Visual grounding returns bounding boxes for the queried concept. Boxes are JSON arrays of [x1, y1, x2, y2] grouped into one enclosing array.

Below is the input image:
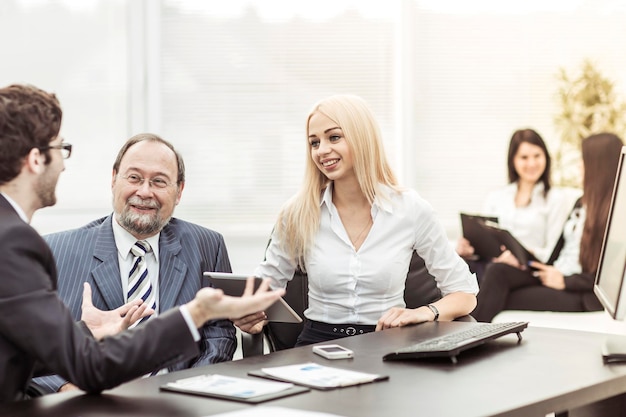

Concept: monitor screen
[[594, 146, 626, 320]]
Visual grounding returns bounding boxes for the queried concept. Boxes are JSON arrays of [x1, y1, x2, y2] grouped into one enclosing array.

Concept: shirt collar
[[0, 192, 29, 223], [531, 181, 545, 197], [320, 183, 334, 208], [319, 182, 393, 214], [373, 184, 394, 214], [111, 215, 160, 262], [511, 181, 545, 194]]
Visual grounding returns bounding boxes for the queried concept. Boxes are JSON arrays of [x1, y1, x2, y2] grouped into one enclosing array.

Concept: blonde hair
[[276, 94, 399, 264]]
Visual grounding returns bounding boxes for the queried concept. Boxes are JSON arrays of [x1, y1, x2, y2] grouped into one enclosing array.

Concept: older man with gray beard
[[31, 133, 236, 394]]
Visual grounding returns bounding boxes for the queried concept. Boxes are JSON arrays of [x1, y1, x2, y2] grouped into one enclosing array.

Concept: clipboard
[[481, 223, 537, 265], [460, 213, 536, 265], [460, 213, 501, 260]]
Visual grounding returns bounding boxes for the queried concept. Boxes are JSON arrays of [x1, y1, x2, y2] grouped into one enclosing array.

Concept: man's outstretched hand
[[187, 277, 283, 328], [80, 282, 154, 340]]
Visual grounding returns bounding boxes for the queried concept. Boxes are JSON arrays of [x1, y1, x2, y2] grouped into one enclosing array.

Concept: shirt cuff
[[179, 305, 201, 342]]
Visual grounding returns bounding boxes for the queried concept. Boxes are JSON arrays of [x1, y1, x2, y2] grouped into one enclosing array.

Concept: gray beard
[[116, 209, 170, 237]]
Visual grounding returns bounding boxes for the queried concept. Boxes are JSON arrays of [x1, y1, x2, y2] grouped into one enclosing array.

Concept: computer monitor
[[594, 146, 626, 319], [593, 146, 626, 362]]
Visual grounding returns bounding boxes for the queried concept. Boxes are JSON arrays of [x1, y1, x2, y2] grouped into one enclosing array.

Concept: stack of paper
[[161, 374, 308, 402], [250, 362, 388, 389]]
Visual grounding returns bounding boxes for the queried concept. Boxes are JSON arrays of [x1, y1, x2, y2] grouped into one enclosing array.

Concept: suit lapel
[[0, 194, 14, 211], [158, 225, 187, 312], [91, 216, 125, 309]]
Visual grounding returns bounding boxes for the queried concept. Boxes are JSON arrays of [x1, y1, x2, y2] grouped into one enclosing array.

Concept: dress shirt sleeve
[[254, 226, 298, 289], [179, 304, 201, 341], [482, 187, 504, 215], [412, 192, 479, 297]]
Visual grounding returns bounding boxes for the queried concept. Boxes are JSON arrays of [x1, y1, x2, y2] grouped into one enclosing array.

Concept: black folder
[[460, 213, 536, 265]]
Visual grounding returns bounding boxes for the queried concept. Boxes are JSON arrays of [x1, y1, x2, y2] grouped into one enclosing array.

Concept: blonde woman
[[236, 95, 478, 345]]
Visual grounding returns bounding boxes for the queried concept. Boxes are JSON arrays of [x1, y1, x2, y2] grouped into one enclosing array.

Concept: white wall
[[409, 0, 626, 239], [4, 0, 626, 272]]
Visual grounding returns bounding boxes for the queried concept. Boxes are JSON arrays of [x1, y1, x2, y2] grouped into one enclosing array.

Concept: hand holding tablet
[[203, 272, 302, 323]]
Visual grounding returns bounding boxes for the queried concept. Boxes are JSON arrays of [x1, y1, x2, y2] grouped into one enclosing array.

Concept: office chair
[[241, 251, 474, 357]]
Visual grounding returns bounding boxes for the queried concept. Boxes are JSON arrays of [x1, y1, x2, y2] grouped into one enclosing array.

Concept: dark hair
[[0, 84, 62, 185], [579, 133, 624, 273], [112, 133, 185, 185], [507, 129, 551, 196]]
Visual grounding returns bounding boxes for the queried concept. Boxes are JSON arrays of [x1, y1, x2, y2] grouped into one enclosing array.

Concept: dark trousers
[[295, 320, 376, 347], [472, 263, 587, 322], [466, 259, 488, 283]]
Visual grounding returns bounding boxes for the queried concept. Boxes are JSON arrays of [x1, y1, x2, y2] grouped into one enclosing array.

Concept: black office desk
[[5, 322, 626, 417]]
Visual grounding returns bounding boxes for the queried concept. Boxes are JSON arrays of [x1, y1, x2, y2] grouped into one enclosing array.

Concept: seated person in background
[[457, 128, 581, 280], [0, 83, 283, 403], [472, 133, 624, 322], [235, 94, 478, 346], [32, 133, 237, 394]]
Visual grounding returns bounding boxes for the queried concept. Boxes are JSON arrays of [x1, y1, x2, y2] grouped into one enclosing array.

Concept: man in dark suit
[[33, 133, 238, 393], [0, 83, 283, 403]]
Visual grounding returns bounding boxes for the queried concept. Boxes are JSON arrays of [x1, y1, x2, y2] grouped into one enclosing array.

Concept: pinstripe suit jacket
[[32, 214, 236, 393], [0, 196, 199, 403]]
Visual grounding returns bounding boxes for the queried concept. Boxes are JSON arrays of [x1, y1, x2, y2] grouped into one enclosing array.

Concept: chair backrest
[[264, 268, 308, 351], [264, 251, 443, 351]]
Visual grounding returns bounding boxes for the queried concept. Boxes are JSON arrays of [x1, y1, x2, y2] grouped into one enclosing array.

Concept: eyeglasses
[[40, 143, 72, 159], [119, 173, 176, 189]]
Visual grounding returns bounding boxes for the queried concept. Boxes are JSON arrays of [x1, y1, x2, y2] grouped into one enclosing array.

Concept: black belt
[[308, 320, 375, 336]]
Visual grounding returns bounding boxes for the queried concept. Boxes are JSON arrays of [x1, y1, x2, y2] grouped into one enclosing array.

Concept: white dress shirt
[[482, 183, 581, 263], [111, 218, 200, 342], [255, 184, 479, 325], [553, 205, 585, 275], [112, 219, 162, 312]]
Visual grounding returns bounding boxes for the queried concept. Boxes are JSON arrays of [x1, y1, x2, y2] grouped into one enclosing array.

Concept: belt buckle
[[346, 326, 356, 336]]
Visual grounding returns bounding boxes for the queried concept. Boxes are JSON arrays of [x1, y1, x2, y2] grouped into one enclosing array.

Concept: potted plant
[[553, 59, 626, 187]]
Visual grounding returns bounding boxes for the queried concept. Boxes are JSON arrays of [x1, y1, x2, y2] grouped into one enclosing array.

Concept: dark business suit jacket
[[33, 214, 236, 393], [0, 195, 199, 403]]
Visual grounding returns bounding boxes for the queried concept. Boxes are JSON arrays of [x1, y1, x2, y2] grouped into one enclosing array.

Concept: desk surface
[[5, 322, 626, 417]]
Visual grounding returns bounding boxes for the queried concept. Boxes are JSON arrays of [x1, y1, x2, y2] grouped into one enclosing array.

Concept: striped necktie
[[127, 240, 156, 327]]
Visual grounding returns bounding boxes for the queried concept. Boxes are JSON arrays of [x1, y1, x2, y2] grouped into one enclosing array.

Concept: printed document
[[258, 362, 386, 389], [163, 374, 293, 399]]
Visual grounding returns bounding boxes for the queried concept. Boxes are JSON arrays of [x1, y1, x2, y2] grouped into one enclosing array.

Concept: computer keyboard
[[383, 321, 528, 364]]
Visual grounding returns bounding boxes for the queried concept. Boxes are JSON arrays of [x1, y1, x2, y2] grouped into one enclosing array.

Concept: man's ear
[[25, 148, 45, 175], [175, 181, 185, 206], [111, 170, 118, 188]]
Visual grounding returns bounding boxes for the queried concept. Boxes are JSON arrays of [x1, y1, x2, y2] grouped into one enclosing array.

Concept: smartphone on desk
[[313, 344, 354, 360]]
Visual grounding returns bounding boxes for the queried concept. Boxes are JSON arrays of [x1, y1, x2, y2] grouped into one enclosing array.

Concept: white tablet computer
[[203, 272, 302, 323]]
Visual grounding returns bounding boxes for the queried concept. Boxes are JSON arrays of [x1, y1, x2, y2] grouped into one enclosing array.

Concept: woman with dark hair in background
[[472, 133, 624, 322], [457, 129, 581, 279]]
